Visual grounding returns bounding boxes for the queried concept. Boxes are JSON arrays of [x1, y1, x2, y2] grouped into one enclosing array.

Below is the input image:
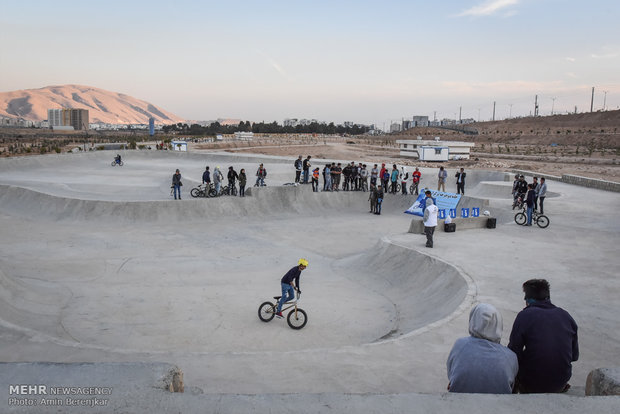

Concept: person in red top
[[311, 168, 319, 192], [412, 167, 422, 195]]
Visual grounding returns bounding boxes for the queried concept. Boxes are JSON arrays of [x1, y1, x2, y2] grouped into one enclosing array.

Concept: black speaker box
[[486, 218, 497, 229], [444, 223, 456, 232]]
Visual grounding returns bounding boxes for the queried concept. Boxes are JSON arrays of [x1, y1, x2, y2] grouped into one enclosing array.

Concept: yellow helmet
[[298, 258, 309, 267]]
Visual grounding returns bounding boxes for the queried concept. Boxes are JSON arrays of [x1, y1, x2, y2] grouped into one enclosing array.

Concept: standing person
[[400, 168, 409, 195], [412, 167, 421, 195], [455, 168, 466, 195], [302, 156, 311, 184], [355, 163, 363, 190], [379, 163, 387, 186], [381, 169, 390, 193], [538, 177, 548, 214], [202, 166, 211, 193], [255, 163, 267, 186], [294, 155, 303, 183], [532, 177, 539, 210], [342, 163, 352, 191], [423, 198, 438, 248], [324, 163, 332, 191], [276, 259, 308, 318], [508, 279, 579, 394], [360, 164, 368, 191], [512, 174, 520, 199], [227, 166, 239, 196], [370, 164, 379, 189], [447, 303, 518, 394], [311, 167, 319, 192], [525, 184, 535, 225], [213, 166, 224, 195], [374, 184, 384, 215], [172, 169, 182, 200], [238, 169, 247, 197], [369, 185, 377, 213], [438, 166, 448, 192], [390, 164, 399, 194], [333, 163, 342, 191]]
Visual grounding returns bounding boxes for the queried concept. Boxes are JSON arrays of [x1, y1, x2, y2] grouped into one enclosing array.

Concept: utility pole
[[603, 91, 608, 111], [492, 101, 496, 121], [477, 108, 481, 122], [551, 97, 556, 115], [509, 104, 513, 118], [433, 111, 437, 121], [459, 106, 462, 123], [590, 87, 595, 112], [534, 95, 539, 116]]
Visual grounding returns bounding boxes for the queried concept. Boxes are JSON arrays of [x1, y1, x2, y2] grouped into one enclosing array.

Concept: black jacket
[[508, 300, 579, 393]]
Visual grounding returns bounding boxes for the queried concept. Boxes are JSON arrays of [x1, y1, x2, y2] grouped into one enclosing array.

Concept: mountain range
[[0, 85, 185, 124]]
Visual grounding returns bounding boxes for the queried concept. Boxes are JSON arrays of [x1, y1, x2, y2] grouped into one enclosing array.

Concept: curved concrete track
[[0, 151, 619, 413]]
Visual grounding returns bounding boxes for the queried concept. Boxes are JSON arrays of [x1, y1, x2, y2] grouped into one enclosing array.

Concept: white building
[[396, 138, 475, 161], [233, 131, 254, 141], [171, 140, 188, 151]]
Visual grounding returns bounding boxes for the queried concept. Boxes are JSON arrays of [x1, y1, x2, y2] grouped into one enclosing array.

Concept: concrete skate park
[[0, 150, 618, 413]]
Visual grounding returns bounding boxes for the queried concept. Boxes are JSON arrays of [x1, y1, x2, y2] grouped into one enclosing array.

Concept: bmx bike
[[514, 207, 549, 228], [111, 160, 123, 166], [258, 292, 307, 330]]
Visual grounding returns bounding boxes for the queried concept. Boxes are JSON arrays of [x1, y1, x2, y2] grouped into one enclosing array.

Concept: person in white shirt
[[423, 198, 438, 248]]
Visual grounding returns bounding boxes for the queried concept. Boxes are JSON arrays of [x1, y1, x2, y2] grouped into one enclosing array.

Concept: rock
[[585, 368, 620, 396]]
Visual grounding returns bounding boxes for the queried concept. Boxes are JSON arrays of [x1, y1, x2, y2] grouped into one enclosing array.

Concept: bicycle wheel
[[536, 214, 550, 228], [111, 161, 116, 166], [208, 188, 217, 197], [287, 308, 307, 330], [119, 161, 124, 166], [190, 188, 200, 198], [258, 302, 276, 322], [396, 183, 401, 193], [514, 212, 527, 225]]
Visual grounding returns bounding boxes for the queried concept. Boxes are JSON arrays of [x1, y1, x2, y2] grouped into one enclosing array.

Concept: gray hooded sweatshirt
[[447, 303, 518, 394]]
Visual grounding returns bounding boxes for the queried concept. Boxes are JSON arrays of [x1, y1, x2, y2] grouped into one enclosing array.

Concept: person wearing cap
[[423, 197, 438, 248], [447, 303, 518, 394], [508, 279, 579, 393], [276, 259, 308, 318], [255, 163, 267, 186]]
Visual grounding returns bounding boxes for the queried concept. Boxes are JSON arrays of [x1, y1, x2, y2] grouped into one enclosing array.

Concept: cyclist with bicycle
[[276, 259, 308, 318], [227, 166, 239, 196]]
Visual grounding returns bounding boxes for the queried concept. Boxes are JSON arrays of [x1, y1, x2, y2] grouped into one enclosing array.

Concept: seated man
[[447, 303, 518, 394], [508, 279, 579, 393]]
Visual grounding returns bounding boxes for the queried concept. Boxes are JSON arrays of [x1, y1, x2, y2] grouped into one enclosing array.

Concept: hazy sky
[[1, 0, 619, 126]]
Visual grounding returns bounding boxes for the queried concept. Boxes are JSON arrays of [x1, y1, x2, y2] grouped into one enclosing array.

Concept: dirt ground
[[196, 140, 620, 183]]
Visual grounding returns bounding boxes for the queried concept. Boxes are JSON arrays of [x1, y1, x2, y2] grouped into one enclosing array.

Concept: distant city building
[[47, 108, 89, 130], [149, 117, 155, 136], [390, 123, 402, 133], [171, 140, 188, 151]]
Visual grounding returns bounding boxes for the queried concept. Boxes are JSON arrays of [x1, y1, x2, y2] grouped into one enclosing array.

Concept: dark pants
[[312, 178, 318, 192], [239, 185, 245, 197], [457, 182, 465, 194], [401, 183, 407, 194], [539, 196, 545, 214], [295, 170, 301, 183], [303, 169, 309, 183], [425, 226, 435, 247]]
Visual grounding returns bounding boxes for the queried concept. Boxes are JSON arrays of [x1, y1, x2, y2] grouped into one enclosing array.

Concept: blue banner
[[405, 189, 462, 217]]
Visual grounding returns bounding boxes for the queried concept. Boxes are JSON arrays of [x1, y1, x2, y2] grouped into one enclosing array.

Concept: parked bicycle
[[514, 207, 549, 228], [190, 183, 216, 198], [258, 292, 307, 330]]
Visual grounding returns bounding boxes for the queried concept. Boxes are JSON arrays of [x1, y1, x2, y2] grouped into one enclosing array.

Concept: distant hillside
[[0, 85, 185, 124], [397, 110, 620, 147]]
